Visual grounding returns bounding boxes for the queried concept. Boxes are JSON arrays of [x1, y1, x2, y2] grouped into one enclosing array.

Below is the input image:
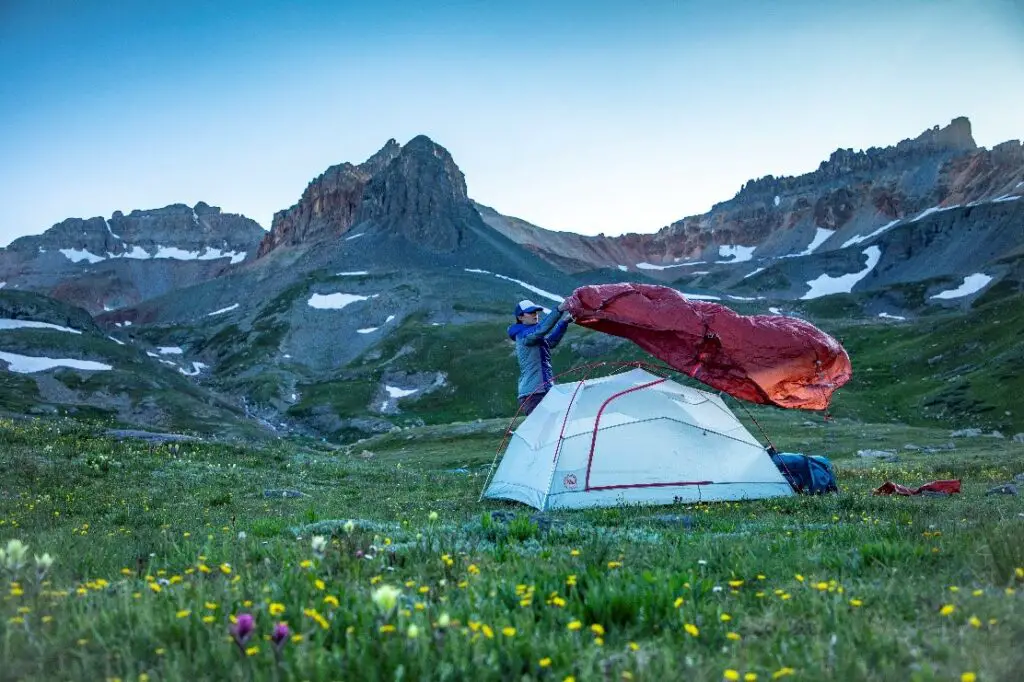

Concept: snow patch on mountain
[[0, 319, 81, 334], [801, 246, 881, 300], [0, 351, 111, 373], [842, 219, 901, 248], [207, 303, 240, 316], [929, 273, 993, 300], [464, 269, 564, 303], [716, 245, 756, 263], [308, 293, 377, 310]]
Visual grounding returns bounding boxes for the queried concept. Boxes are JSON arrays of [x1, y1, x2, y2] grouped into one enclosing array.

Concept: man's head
[[515, 299, 544, 324]]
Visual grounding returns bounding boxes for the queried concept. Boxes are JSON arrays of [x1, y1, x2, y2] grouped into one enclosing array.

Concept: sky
[[1, 0, 1022, 246]]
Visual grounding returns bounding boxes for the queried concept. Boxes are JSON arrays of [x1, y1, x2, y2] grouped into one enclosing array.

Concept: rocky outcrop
[[355, 136, 481, 252], [0, 203, 265, 313], [483, 117, 1023, 274], [256, 140, 401, 256]]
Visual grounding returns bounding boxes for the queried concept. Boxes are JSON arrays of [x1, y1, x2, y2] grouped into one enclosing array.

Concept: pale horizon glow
[[1, 0, 1022, 247]]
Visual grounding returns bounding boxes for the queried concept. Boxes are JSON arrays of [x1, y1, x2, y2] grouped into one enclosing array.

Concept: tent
[[482, 367, 795, 510]]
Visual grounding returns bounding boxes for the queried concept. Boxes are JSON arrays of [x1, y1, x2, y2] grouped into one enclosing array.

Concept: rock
[[988, 431, 1005, 439], [857, 449, 897, 458], [985, 484, 1018, 496], [263, 489, 308, 499], [105, 429, 200, 442], [903, 444, 921, 450], [950, 428, 983, 438], [648, 514, 696, 529], [1012, 433, 1024, 444], [358, 450, 375, 459]]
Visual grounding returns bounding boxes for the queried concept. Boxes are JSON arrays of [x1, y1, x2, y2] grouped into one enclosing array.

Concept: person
[[507, 299, 573, 415]]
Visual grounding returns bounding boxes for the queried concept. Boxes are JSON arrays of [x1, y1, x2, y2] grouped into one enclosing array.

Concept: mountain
[[0, 202, 265, 314], [2, 119, 1023, 441], [480, 117, 1023, 289]]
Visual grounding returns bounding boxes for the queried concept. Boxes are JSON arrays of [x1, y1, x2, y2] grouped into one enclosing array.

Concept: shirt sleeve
[[522, 308, 565, 346]]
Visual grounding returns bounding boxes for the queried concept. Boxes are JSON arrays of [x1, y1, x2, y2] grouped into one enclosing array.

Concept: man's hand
[[558, 301, 567, 312]]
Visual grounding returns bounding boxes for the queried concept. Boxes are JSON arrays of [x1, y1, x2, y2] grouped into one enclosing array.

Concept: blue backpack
[[770, 451, 838, 495]]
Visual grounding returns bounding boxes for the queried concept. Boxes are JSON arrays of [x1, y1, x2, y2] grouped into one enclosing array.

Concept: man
[[507, 299, 573, 415]]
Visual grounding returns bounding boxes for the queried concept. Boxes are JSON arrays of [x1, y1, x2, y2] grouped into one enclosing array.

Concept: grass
[[1, 415, 1022, 682]]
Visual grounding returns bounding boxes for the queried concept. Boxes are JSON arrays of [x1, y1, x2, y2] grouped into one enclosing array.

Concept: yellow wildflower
[[148, 583, 161, 593], [568, 620, 582, 631], [323, 595, 339, 607], [299, 560, 312, 569], [772, 668, 795, 679], [176, 610, 190, 618], [724, 671, 741, 681], [202, 615, 215, 624], [468, 564, 480, 575], [794, 574, 804, 582], [961, 674, 976, 682], [674, 597, 684, 608], [539, 657, 552, 667], [245, 646, 258, 656], [503, 626, 516, 637], [939, 604, 955, 616], [628, 642, 640, 651], [684, 623, 699, 637], [269, 603, 285, 616], [482, 624, 494, 639], [720, 613, 732, 622], [728, 580, 744, 588], [726, 632, 742, 641], [968, 616, 981, 628], [591, 623, 605, 636], [745, 674, 758, 682]]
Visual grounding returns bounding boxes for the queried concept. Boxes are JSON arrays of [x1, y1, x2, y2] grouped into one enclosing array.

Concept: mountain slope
[[0, 202, 265, 314]]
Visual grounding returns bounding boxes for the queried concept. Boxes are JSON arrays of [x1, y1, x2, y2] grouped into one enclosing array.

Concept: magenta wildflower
[[231, 613, 255, 652], [271, 622, 289, 647]]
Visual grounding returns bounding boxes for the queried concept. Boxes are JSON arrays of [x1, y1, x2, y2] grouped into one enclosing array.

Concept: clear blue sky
[[1, 0, 1021, 246]]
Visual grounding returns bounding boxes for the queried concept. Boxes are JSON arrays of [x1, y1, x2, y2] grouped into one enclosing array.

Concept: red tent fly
[[563, 283, 852, 410]]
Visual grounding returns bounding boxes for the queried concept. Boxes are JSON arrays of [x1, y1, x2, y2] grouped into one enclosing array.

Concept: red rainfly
[[563, 283, 853, 410], [873, 480, 962, 496]]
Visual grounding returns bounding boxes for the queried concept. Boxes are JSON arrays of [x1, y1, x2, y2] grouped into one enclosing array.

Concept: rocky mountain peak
[[256, 141, 407, 257], [354, 136, 473, 252]]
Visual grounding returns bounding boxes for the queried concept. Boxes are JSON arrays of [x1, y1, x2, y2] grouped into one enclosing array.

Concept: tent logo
[[563, 473, 578, 490]]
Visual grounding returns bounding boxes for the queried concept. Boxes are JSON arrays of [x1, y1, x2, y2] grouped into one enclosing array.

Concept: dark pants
[[517, 391, 547, 416]]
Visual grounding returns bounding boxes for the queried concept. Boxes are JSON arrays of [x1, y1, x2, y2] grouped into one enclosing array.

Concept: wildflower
[[539, 657, 552, 667], [724, 671, 741, 681], [315, 579, 326, 591], [849, 599, 863, 607], [407, 624, 420, 638], [939, 604, 955, 616], [303, 608, 330, 630], [720, 613, 732, 622], [198, 564, 211, 574], [372, 585, 401, 615], [271, 622, 289, 648], [684, 623, 699, 637], [269, 602, 285, 616], [570, 549, 580, 556], [148, 583, 161, 593], [219, 563, 231, 575], [155, 648, 166, 655], [311, 536, 327, 556], [343, 520, 355, 534], [961, 674, 976, 682], [794, 574, 804, 582], [481, 624, 494, 639], [245, 646, 259, 656], [1016, 567, 1024, 579], [728, 580, 744, 588], [230, 613, 256, 653], [745, 674, 758, 681], [968, 616, 981, 628], [237, 531, 246, 541], [607, 561, 623, 569], [628, 642, 640, 651], [324, 595, 339, 607], [120, 568, 132, 576], [468, 564, 480, 575], [299, 560, 312, 569], [428, 511, 439, 522], [772, 668, 795, 679], [726, 632, 742, 641], [503, 626, 517, 637], [291, 633, 304, 643], [176, 610, 191, 618], [34, 553, 55, 570], [202, 615, 216, 624], [674, 597, 684, 608], [814, 582, 829, 591], [568, 620, 582, 631], [972, 589, 984, 597], [566, 574, 577, 586], [205, 602, 218, 611]]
